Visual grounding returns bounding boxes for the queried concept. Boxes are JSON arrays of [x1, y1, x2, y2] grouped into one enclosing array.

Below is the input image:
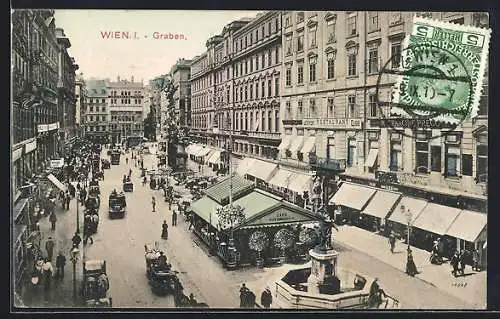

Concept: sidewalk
[[334, 225, 486, 309], [19, 195, 84, 308]]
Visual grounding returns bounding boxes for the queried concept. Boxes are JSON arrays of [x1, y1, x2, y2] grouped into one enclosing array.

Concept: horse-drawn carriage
[[123, 176, 134, 192], [108, 191, 126, 219], [101, 159, 111, 169], [88, 182, 100, 197], [144, 243, 181, 296], [85, 195, 100, 210], [83, 260, 112, 307]]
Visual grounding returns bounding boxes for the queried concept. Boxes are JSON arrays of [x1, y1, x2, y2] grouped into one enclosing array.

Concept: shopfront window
[[415, 133, 429, 174], [390, 134, 402, 171], [431, 146, 441, 172], [445, 145, 460, 177], [476, 137, 488, 183], [347, 139, 357, 167]]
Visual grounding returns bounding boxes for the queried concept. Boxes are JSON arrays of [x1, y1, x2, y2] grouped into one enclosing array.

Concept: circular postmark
[[375, 42, 474, 140]]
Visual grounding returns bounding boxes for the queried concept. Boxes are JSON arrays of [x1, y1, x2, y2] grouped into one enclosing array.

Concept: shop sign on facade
[[49, 158, 65, 168], [302, 118, 362, 130], [37, 124, 49, 133], [12, 146, 23, 162], [250, 208, 311, 226], [25, 139, 37, 154]]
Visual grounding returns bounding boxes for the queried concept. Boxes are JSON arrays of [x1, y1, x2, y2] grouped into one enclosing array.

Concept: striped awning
[[195, 147, 213, 158], [207, 150, 222, 165]]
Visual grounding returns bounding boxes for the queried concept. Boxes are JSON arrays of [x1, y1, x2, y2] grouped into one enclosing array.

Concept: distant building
[[85, 79, 109, 143], [170, 58, 192, 129], [108, 76, 145, 144], [74, 73, 87, 138]]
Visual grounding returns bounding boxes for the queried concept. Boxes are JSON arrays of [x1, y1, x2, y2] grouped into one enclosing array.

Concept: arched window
[[268, 110, 272, 132], [261, 110, 265, 131]]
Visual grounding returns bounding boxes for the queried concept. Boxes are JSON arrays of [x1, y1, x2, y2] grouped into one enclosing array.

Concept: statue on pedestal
[[312, 175, 338, 253]]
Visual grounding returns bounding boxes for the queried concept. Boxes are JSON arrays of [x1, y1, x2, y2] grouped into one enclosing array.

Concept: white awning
[[246, 159, 278, 181], [47, 173, 67, 192], [268, 169, 294, 189], [289, 136, 305, 153], [361, 190, 401, 219], [288, 172, 313, 194], [278, 136, 292, 150], [329, 182, 377, 211], [207, 150, 222, 165], [185, 144, 194, 154], [388, 196, 428, 225], [187, 144, 203, 155], [364, 148, 379, 168], [195, 147, 212, 158], [445, 210, 487, 243], [236, 157, 258, 176], [413, 203, 462, 235], [301, 137, 316, 154]]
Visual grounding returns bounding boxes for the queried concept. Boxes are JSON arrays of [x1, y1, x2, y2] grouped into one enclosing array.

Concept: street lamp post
[[76, 190, 80, 234], [402, 204, 415, 275], [71, 247, 80, 304]]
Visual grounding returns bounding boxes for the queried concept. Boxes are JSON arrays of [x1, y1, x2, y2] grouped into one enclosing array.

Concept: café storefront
[[189, 175, 322, 268]]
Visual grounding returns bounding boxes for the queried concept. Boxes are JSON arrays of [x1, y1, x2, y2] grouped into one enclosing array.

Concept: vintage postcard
[[11, 9, 489, 311]]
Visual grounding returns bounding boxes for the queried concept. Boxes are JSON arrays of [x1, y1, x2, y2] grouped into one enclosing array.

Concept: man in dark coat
[[72, 232, 82, 248], [459, 250, 466, 275], [45, 237, 55, 260], [55, 251, 66, 278], [49, 212, 57, 231], [172, 210, 177, 227], [239, 284, 248, 308], [450, 251, 460, 277], [260, 287, 272, 308]]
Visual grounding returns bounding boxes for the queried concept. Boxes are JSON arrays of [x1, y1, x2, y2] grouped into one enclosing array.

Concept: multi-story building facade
[[55, 27, 78, 145], [108, 76, 145, 144], [11, 9, 78, 290], [74, 73, 87, 138], [190, 12, 283, 160], [170, 58, 192, 129], [85, 79, 109, 143], [279, 11, 488, 203]]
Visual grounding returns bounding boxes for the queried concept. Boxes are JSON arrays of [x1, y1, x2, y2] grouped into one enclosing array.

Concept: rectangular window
[[285, 36, 292, 55], [390, 141, 402, 171], [268, 79, 272, 97], [286, 67, 292, 86], [309, 99, 316, 117], [261, 81, 265, 98], [476, 143, 488, 182], [309, 27, 317, 48], [297, 33, 304, 52], [368, 94, 377, 117], [245, 86, 248, 101], [275, 110, 280, 132], [275, 47, 280, 64], [245, 60, 248, 74], [327, 19, 336, 42], [268, 50, 272, 67], [261, 54, 265, 68], [309, 62, 316, 82], [297, 12, 304, 23], [368, 12, 379, 31], [390, 12, 402, 25], [297, 64, 304, 84], [368, 49, 379, 74], [285, 16, 290, 27], [249, 58, 253, 73], [391, 41, 402, 69], [348, 95, 356, 117], [348, 54, 357, 76], [478, 85, 488, 115], [297, 100, 303, 118], [327, 58, 335, 79], [347, 15, 357, 36], [249, 84, 253, 100], [275, 78, 280, 97], [327, 97, 334, 117], [415, 136, 429, 174], [462, 154, 473, 176], [445, 145, 460, 177], [268, 111, 272, 132]]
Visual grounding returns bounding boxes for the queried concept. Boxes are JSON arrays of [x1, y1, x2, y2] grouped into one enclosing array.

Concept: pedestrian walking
[[42, 258, 54, 291], [66, 193, 71, 210], [405, 249, 418, 276], [239, 283, 248, 308], [92, 213, 99, 233], [459, 250, 466, 275], [72, 232, 82, 248], [55, 251, 66, 279], [152, 197, 156, 212], [83, 216, 94, 245], [472, 249, 480, 271], [260, 287, 272, 308], [49, 212, 57, 231], [388, 233, 396, 254], [126, 157, 129, 165], [450, 251, 459, 277], [172, 210, 177, 226], [198, 164, 201, 173], [45, 237, 55, 261]]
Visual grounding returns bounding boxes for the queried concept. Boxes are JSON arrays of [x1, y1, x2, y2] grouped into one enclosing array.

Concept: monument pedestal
[[307, 248, 340, 295]]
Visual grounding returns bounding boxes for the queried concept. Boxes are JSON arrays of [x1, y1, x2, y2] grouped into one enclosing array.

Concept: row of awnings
[[331, 182, 487, 243], [235, 157, 313, 194], [185, 144, 222, 165], [278, 136, 316, 154]]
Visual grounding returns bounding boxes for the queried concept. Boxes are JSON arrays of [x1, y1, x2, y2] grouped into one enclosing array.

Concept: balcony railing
[[310, 157, 346, 173]]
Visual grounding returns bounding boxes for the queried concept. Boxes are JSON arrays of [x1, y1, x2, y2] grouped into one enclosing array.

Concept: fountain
[[273, 176, 399, 309]]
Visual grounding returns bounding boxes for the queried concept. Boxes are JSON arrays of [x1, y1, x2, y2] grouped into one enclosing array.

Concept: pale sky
[[53, 10, 264, 83]]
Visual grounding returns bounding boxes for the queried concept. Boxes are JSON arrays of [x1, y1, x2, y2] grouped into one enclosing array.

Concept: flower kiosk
[[189, 175, 322, 269]]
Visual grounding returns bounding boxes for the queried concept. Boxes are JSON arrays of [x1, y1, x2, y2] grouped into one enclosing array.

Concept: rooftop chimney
[[131, 76, 134, 82], [117, 75, 120, 82]]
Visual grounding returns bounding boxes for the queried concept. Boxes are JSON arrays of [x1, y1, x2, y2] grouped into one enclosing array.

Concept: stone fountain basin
[[275, 263, 377, 309]]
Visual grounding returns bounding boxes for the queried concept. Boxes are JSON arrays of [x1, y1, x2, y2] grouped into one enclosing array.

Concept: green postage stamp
[[391, 16, 491, 124]]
